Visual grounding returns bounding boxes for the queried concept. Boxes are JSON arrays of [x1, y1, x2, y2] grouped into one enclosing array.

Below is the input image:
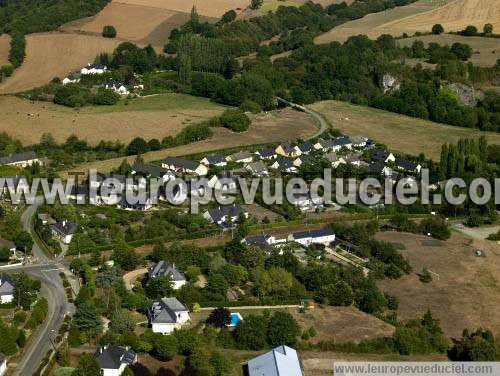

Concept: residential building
[[226, 151, 253, 164], [243, 234, 276, 252], [244, 345, 303, 376], [104, 78, 129, 95], [270, 158, 297, 173], [94, 344, 137, 376], [162, 157, 208, 176], [294, 141, 314, 155], [344, 152, 364, 166], [148, 261, 187, 290], [81, 63, 107, 75], [395, 159, 422, 174], [132, 162, 173, 181], [293, 155, 310, 167], [288, 192, 323, 211], [314, 138, 352, 152], [372, 150, 395, 163], [0, 274, 15, 304], [200, 155, 227, 167], [62, 72, 81, 85], [368, 162, 393, 177], [245, 161, 269, 177], [350, 136, 369, 148], [255, 148, 278, 160], [208, 172, 238, 192], [0, 152, 41, 167], [117, 197, 153, 211], [203, 204, 248, 227], [148, 297, 190, 335], [288, 228, 335, 246], [51, 220, 77, 244], [275, 143, 300, 158]]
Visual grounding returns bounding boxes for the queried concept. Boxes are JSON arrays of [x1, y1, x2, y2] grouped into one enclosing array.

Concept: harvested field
[[63, 2, 179, 42], [0, 33, 120, 94], [62, 107, 317, 175], [0, 94, 224, 145], [315, 0, 451, 43], [116, 0, 250, 18], [0, 34, 10, 66], [398, 34, 500, 67], [376, 231, 500, 338], [310, 100, 500, 159]]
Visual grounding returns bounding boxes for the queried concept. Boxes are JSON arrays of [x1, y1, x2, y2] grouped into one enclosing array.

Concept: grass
[[311, 100, 500, 160]]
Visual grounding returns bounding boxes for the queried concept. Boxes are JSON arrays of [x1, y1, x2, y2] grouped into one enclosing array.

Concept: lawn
[[311, 100, 500, 160]]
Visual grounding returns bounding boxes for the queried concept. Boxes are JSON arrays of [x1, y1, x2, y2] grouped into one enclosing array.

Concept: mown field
[[0, 93, 225, 145], [0, 34, 10, 66], [398, 34, 500, 67], [311, 100, 500, 160]]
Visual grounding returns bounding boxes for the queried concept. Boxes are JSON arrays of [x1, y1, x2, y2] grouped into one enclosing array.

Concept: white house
[[148, 261, 187, 290], [294, 141, 314, 155], [104, 78, 129, 95], [226, 151, 253, 164], [0, 152, 41, 168], [0, 274, 15, 304], [314, 137, 352, 153], [208, 172, 238, 192], [288, 193, 323, 212], [324, 152, 346, 168], [203, 204, 248, 227], [94, 345, 137, 376], [246, 161, 269, 177], [81, 63, 107, 75], [255, 149, 278, 160], [62, 73, 81, 85], [372, 150, 396, 164], [245, 345, 303, 376], [395, 159, 422, 174], [200, 155, 227, 167], [270, 158, 297, 173], [162, 157, 208, 176], [51, 220, 77, 244], [293, 155, 310, 168], [149, 297, 190, 335], [275, 143, 300, 158], [0, 354, 7, 376], [350, 136, 369, 148], [288, 228, 335, 246]]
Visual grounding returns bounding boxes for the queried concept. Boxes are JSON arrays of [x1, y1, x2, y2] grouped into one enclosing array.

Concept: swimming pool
[[229, 312, 243, 327]]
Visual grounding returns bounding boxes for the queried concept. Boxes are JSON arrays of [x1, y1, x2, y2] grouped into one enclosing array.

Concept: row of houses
[[244, 227, 336, 252], [63, 64, 133, 95]]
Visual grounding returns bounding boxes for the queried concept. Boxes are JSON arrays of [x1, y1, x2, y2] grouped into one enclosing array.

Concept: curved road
[[6, 198, 75, 376], [276, 97, 329, 140]]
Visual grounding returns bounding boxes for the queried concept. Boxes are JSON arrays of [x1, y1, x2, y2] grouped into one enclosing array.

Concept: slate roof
[[278, 143, 295, 154], [149, 297, 188, 324], [228, 151, 253, 162], [85, 63, 106, 70], [94, 345, 136, 370], [371, 150, 390, 162], [118, 197, 149, 210], [203, 155, 226, 165], [51, 221, 77, 236], [368, 161, 385, 173], [164, 157, 200, 171], [296, 141, 314, 153], [0, 151, 37, 165], [324, 152, 341, 162], [246, 161, 268, 174], [395, 159, 419, 171], [333, 137, 352, 146], [257, 149, 277, 158], [244, 234, 273, 251], [275, 158, 294, 169], [133, 162, 170, 177], [207, 204, 244, 223], [0, 274, 15, 296], [292, 228, 335, 240], [247, 345, 303, 376], [148, 261, 186, 281], [104, 78, 125, 89]]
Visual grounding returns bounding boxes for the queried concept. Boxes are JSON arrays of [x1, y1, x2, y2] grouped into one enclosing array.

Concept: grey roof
[[207, 204, 244, 223], [247, 161, 268, 174], [0, 151, 37, 165], [372, 150, 390, 162], [51, 221, 77, 236], [324, 152, 341, 162], [247, 345, 303, 376], [148, 261, 186, 281], [148, 297, 188, 324], [85, 63, 106, 70], [0, 274, 15, 296], [244, 234, 273, 251], [228, 151, 253, 161], [275, 158, 294, 169], [295, 155, 310, 164], [257, 149, 277, 158], [104, 78, 125, 89], [133, 162, 169, 177], [368, 161, 385, 173], [203, 155, 226, 164], [94, 345, 136, 370], [292, 228, 334, 240], [118, 197, 149, 210], [333, 137, 352, 146], [279, 143, 295, 154], [296, 141, 313, 153], [395, 159, 419, 171], [317, 139, 336, 149], [164, 157, 200, 171]]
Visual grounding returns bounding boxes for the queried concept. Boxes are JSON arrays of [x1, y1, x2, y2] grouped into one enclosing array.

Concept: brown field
[[0, 94, 224, 145], [240, 0, 353, 19], [115, 0, 250, 18], [62, 2, 179, 42], [398, 34, 500, 67], [310, 100, 500, 160], [377, 231, 500, 338], [315, 0, 452, 43], [62, 107, 317, 175], [0, 34, 10, 66], [0, 33, 120, 94]]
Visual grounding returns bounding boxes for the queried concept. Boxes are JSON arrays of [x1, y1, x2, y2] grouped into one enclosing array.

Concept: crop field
[[315, 0, 452, 43], [311, 100, 500, 160], [62, 107, 317, 176], [376, 231, 500, 338], [0, 94, 225, 145], [0, 34, 10, 66], [398, 34, 500, 67], [0, 33, 120, 94]]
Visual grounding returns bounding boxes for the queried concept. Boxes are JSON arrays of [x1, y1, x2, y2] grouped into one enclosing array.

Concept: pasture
[[376, 231, 500, 338], [0, 34, 10, 67], [311, 100, 500, 160], [0, 33, 120, 94], [0, 94, 224, 145]]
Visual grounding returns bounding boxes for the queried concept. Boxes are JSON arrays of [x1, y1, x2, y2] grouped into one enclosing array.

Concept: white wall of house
[[0, 294, 13, 304], [152, 322, 177, 335], [101, 364, 126, 376], [0, 359, 7, 376], [172, 279, 187, 290]]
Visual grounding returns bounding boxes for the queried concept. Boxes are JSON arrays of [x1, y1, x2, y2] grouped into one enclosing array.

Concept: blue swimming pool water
[[230, 312, 242, 326]]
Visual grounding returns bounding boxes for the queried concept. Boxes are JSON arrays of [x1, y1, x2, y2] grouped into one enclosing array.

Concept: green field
[[311, 100, 500, 160]]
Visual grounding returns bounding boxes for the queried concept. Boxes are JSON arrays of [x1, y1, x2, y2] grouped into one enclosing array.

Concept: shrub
[[431, 24, 444, 34], [92, 89, 120, 105], [219, 109, 250, 132], [239, 100, 262, 114], [102, 25, 117, 38]]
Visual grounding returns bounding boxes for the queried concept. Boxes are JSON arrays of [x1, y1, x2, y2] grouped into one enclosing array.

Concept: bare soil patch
[[0, 33, 120, 94], [0, 34, 10, 66], [376, 231, 500, 338]]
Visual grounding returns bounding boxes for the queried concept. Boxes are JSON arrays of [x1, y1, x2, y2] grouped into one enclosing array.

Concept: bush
[[461, 25, 478, 36], [102, 25, 117, 38], [219, 109, 250, 132], [239, 100, 262, 114], [126, 137, 150, 155], [419, 268, 432, 283], [92, 89, 120, 105], [431, 24, 444, 34]]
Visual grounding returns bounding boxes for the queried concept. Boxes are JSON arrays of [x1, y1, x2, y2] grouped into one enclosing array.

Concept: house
[[81, 63, 107, 75], [372, 150, 395, 163], [132, 162, 173, 181], [332, 136, 353, 151], [314, 139, 336, 152], [243, 234, 276, 252], [51, 220, 77, 244], [324, 152, 346, 168], [104, 78, 129, 95], [255, 149, 278, 160], [244, 345, 303, 376], [275, 143, 300, 158], [37, 213, 56, 226], [368, 162, 392, 177], [395, 159, 422, 174], [344, 152, 364, 166], [208, 172, 238, 192], [245, 161, 269, 177], [350, 136, 369, 148], [162, 157, 208, 176], [293, 155, 310, 168], [117, 197, 153, 211], [148, 261, 186, 290], [270, 158, 297, 173], [0, 151, 41, 168], [62, 72, 81, 85], [288, 228, 335, 246], [203, 204, 248, 227], [0, 274, 15, 304], [67, 185, 89, 202], [200, 155, 227, 167], [94, 173, 147, 192], [148, 297, 190, 335], [94, 344, 137, 376], [0, 354, 6, 376], [288, 192, 323, 211], [226, 151, 253, 164], [294, 141, 314, 155]]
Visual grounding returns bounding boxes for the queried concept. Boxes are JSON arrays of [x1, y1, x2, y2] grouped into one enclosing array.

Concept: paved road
[[276, 97, 329, 140], [11, 197, 75, 376]]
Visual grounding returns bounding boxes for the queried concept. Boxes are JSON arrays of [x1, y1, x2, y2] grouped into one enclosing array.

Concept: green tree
[[102, 25, 117, 38], [153, 334, 178, 360], [221, 10, 237, 23], [419, 268, 433, 283], [179, 54, 192, 84], [73, 302, 103, 338], [72, 353, 101, 376], [250, 0, 263, 9], [126, 137, 150, 156], [431, 24, 444, 34], [234, 314, 268, 350], [110, 308, 136, 334], [219, 109, 250, 132], [316, 281, 354, 306], [267, 311, 301, 347], [206, 307, 231, 328], [483, 23, 493, 35], [14, 231, 33, 254], [145, 276, 174, 299]]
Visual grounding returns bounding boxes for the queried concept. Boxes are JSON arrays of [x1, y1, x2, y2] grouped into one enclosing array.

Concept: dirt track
[[0, 33, 120, 94], [0, 34, 10, 66]]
